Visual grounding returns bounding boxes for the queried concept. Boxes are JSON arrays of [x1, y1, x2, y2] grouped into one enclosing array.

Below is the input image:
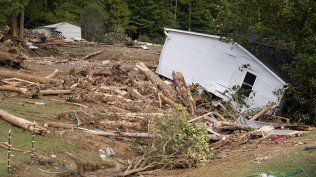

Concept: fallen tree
[[136, 62, 177, 100], [80, 128, 152, 138], [0, 109, 47, 134], [119, 106, 211, 176], [0, 85, 27, 94], [172, 72, 196, 115], [0, 69, 60, 84]]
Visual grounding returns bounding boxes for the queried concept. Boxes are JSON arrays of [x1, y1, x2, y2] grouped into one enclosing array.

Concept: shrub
[[99, 28, 128, 44], [149, 105, 211, 168]]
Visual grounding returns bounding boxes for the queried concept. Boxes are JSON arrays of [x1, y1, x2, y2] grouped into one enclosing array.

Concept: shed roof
[[164, 28, 288, 85], [42, 22, 79, 29]]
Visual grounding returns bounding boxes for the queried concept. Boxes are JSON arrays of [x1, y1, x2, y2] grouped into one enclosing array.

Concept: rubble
[[0, 29, 312, 176]]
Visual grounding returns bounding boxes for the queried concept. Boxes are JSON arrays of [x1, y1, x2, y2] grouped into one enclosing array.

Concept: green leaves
[[151, 105, 211, 168]]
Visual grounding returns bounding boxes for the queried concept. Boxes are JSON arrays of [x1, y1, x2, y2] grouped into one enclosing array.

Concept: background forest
[[0, 0, 315, 124]]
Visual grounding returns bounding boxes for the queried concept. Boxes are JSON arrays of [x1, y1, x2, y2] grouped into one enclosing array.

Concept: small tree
[[121, 106, 211, 176]]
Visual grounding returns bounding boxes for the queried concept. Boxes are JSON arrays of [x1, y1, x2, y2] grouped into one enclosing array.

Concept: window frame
[[240, 72, 257, 97]]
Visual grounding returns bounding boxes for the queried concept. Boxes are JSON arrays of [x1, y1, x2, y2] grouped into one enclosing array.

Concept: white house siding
[[157, 29, 286, 109], [55, 23, 81, 39], [34, 22, 82, 40]]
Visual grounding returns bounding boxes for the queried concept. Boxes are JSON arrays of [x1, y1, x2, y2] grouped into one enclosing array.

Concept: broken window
[[241, 72, 256, 97]]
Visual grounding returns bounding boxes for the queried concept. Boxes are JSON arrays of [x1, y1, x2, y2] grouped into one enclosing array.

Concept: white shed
[[34, 22, 82, 40], [157, 28, 288, 110]]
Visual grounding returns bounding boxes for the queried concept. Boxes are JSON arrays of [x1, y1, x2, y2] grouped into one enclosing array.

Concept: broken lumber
[[0, 85, 27, 94], [250, 102, 276, 120], [136, 62, 177, 100], [80, 128, 152, 138], [172, 72, 196, 115], [0, 69, 59, 84], [0, 109, 47, 134]]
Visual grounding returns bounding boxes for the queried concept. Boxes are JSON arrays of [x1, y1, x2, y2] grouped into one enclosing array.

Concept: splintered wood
[[136, 62, 177, 100], [172, 72, 196, 115]]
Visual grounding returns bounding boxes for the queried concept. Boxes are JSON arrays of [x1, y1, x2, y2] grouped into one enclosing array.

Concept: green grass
[[0, 121, 75, 176], [179, 130, 316, 177], [0, 96, 104, 176], [0, 97, 77, 122], [245, 148, 316, 177]]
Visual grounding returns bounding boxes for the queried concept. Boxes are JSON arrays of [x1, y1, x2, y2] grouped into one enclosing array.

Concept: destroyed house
[[34, 22, 82, 40], [157, 28, 288, 110]]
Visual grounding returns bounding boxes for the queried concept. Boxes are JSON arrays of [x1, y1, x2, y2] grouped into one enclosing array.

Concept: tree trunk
[[188, 0, 192, 31], [81, 128, 152, 138], [136, 62, 177, 100], [0, 85, 27, 94], [11, 13, 18, 37], [158, 92, 177, 107], [172, 72, 196, 115], [19, 7, 25, 38], [0, 109, 47, 134], [0, 69, 60, 84], [174, 0, 178, 22]]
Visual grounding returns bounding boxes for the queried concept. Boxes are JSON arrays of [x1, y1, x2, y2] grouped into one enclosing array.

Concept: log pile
[[0, 47, 311, 177]]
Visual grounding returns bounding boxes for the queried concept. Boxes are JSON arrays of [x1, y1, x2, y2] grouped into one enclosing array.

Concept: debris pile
[[0, 30, 313, 176]]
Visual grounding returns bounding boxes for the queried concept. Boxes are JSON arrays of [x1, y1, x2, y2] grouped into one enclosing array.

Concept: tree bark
[[0, 109, 47, 134], [158, 92, 177, 107], [19, 7, 25, 38], [172, 72, 196, 115], [188, 0, 192, 31], [0, 69, 60, 84], [0, 85, 27, 94], [11, 13, 18, 37], [136, 62, 177, 100], [81, 128, 152, 138]]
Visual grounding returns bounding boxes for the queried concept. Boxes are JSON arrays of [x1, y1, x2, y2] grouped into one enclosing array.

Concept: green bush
[[99, 28, 128, 44], [150, 105, 211, 168]]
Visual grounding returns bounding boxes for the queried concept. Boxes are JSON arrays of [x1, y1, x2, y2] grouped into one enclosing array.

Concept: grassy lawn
[[245, 147, 316, 177], [0, 96, 103, 177], [178, 130, 316, 177]]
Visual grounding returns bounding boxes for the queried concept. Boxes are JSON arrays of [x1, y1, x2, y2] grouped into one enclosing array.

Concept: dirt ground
[[0, 40, 315, 177]]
